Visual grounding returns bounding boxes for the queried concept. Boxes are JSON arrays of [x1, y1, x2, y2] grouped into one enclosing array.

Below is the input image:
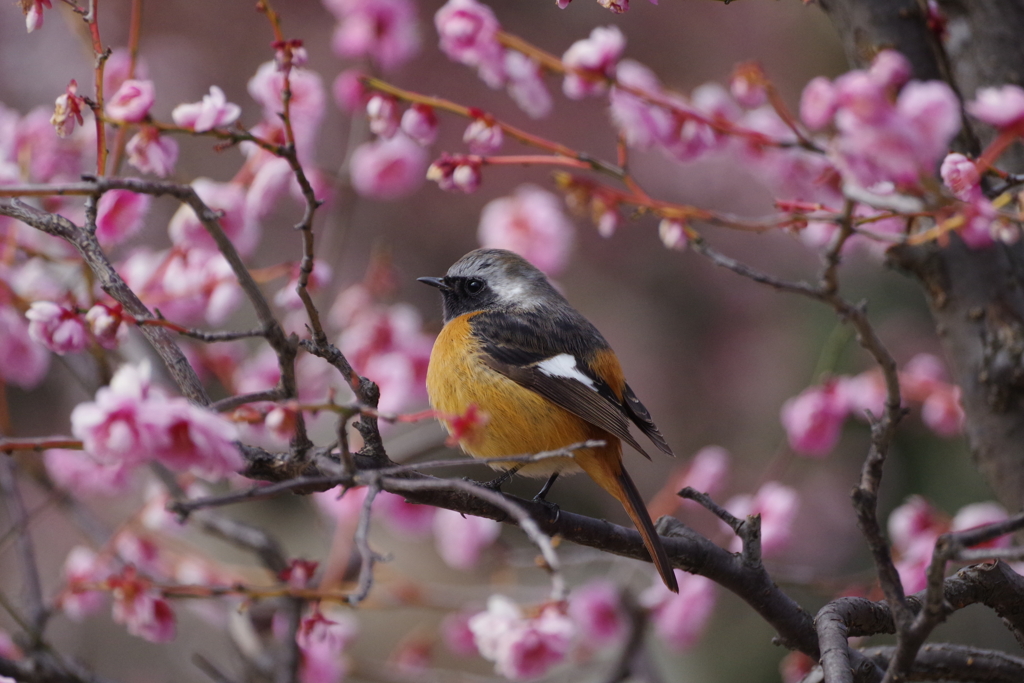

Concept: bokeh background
[[0, 1, 1012, 682]]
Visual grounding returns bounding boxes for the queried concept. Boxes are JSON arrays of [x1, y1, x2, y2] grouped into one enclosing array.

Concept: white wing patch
[[536, 353, 597, 391]]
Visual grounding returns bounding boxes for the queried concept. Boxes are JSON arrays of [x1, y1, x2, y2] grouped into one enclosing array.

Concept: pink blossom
[[676, 445, 730, 502], [567, 580, 626, 647], [103, 48, 148, 98], [433, 507, 501, 570], [126, 127, 178, 177], [400, 104, 439, 146], [799, 76, 838, 130], [24, 0, 52, 32], [940, 152, 982, 201], [477, 184, 574, 276], [273, 260, 333, 310], [330, 0, 421, 72], [247, 62, 325, 152], [452, 161, 482, 192], [120, 247, 241, 325], [729, 66, 768, 109], [640, 571, 716, 650], [441, 612, 479, 656], [888, 496, 943, 554], [114, 533, 164, 576], [562, 25, 625, 100], [0, 305, 50, 389], [835, 371, 886, 418], [110, 567, 176, 643], [51, 80, 85, 138], [967, 85, 1024, 129], [296, 610, 357, 683], [332, 69, 369, 113], [504, 51, 552, 119], [902, 353, 947, 394], [463, 117, 503, 154], [610, 59, 673, 149], [171, 86, 241, 132], [59, 546, 111, 621], [921, 386, 964, 436], [96, 189, 151, 246], [350, 134, 428, 200], [951, 501, 1010, 548], [780, 381, 848, 456], [70, 363, 158, 467], [434, 0, 506, 88], [148, 399, 242, 478], [105, 79, 155, 123], [658, 218, 688, 250], [45, 448, 134, 497], [724, 482, 799, 556], [366, 94, 400, 138], [26, 300, 88, 354], [375, 490, 436, 535], [596, 206, 620, 237], [869, 50, 913, 90], [279, 559, 319, 589], [168, 178, 259, 257], [13, 106, 93, 184], [469, 597, 575, 680], [662, 84, 738, 162]]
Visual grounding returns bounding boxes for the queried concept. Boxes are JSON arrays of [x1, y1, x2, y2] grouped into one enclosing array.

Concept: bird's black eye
[[465, 278, 484, 295]]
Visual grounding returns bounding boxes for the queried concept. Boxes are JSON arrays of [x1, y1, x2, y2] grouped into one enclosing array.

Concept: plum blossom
[[0, 305, 50, 389], [329, 0, 421, 72], [610, 60, 673, 149], [478, 184, 575, 276], [567, 580, 627, 647], [126, 127, 178, 177], [725, 482, 800, 556], [332, 69, 369, 113], [103, 48, 149, 98], [148, 400, 241, 478], [26, 301, 88, 354], [376, 491, 436, 535], [71, 363, 159, 467], [58, 546, 112, 621], [366, 94, 400, 138], [51, 80, 85, 138], [562, 26, 625, 100], [433, 507, 501, 570], [109, 566, 176, 643], [504, 51, 552, 119], [171, 86, 241, 132], [921, 386, 965, 436], [967, 85, 1024, 130], [640, 570, 716, 650], [350, 134, 428, 200], [940, 152, 982, 201], [799, 76, 838, 130], [780, 381, 847, 456], [469, 596, 575, 680], [120, 246, 242, 325], [247, 62, 325, 154], [106, 80, 155, 123], [96, 189, 151, 246], [279, 559, 319, 589], [463, 116, 503, 154], [296, 609, 358, 683], [673, 445, 730, 507], [400, 104, 439, 146], [658, 218, 688, 250], [168, 178, 259, 257], [85, 302, 126, 349], [45, 448, 134, 497], [434, 0, 506, 88]]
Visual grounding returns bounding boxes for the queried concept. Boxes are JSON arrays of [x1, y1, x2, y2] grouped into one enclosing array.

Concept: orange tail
[[579, 446, 679, 593]]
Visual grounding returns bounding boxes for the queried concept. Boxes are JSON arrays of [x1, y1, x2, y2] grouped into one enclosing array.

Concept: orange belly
[[425, 313, 603, 476]]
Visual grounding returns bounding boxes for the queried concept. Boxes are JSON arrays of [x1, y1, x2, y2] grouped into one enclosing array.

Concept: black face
[[419, 274, 500, 322]]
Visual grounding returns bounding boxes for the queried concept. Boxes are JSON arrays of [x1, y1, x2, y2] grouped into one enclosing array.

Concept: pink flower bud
[[106, 79, 156, 123], [940, 152, 981, 201], [868, 50, 912, 90], [463, 116, 503, 154], [85, 303, 125, 349], [567, 580, 627, 647], [400, 104, 439, 146], [452, 162, 482, 193], [562, 25, 625, 99], [435, 0, 506, 88], [126, 127, 178, 177], [799, 76, 838, 130], [658, 218, 688, 250], [51, 80, 85, 138], [367, 94, 400, 138], [332, 69, 369, 113], [24, 0, 52, 32], [780, 381, 847, 456]]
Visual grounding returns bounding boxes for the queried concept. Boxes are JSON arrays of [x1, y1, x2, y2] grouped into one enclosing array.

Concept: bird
[[419, 248, 679, 592]]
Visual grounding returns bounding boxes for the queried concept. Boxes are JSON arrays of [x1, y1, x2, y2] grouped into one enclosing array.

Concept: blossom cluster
[[780, 353, 964, 457]]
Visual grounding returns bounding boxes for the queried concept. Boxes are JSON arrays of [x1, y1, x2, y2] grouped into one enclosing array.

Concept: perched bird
[[419, 248, 678, 592]]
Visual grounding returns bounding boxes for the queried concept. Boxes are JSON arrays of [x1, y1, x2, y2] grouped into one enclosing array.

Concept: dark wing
[[470, 309, 652, 459], [622, 383, 675, 457]]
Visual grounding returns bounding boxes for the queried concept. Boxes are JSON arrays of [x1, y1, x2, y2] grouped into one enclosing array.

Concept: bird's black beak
[[417, 276, 451, 291]]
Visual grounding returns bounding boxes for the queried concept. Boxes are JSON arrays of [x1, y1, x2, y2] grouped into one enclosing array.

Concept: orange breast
[[425, 312, 606, 476]]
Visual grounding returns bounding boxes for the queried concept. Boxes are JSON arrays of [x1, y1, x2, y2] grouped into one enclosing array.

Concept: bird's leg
[[481, 465, 520, 491], [532, 473, 560, 522]]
